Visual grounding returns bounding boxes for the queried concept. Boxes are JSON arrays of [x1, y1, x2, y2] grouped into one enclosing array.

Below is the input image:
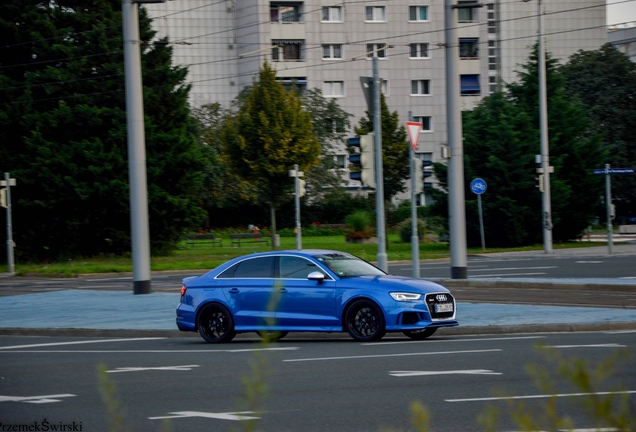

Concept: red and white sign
[[406, 121, 422, 152]]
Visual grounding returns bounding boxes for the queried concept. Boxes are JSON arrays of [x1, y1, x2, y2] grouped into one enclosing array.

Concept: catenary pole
[[445, 0, 468, 279], [373, 57, 388, 272], [123, 0, 152, 294]]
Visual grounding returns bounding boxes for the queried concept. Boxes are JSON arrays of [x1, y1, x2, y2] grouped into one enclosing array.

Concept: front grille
[[425, 292, 455, 320]]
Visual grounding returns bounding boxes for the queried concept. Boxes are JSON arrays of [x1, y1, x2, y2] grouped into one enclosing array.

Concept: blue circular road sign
[[470, 178, 487, 195]]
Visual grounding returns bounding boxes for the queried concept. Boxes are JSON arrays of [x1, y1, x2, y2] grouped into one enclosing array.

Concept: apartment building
[[145, 0, 606, 204]]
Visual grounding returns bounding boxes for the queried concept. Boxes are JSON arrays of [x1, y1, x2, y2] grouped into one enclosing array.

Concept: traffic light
[[414, 159, 433, 193], [0, 188, 5, 208], [348, 133, 376, 188], [535, 174, 544, 193], [298, 179, 306, 197]]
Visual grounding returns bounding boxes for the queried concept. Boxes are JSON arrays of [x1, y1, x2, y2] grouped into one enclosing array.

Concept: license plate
[[435, 303, 453, 313]]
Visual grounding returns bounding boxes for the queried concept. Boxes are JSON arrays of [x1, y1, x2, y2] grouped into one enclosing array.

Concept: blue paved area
[[1, 290, 635, 331]]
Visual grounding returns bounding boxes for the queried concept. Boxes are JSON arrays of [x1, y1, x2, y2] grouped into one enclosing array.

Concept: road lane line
[[546, 344, 626, 349], [0, 348, 300, 353], [283, 349, 501, 362], [470, 272, 546, 277], [469, 266, 557, 272], [363, 336, 544, 346], [0, 337, 165, 350], [446, 390, 636, 403], [390, 369, 501, 377]]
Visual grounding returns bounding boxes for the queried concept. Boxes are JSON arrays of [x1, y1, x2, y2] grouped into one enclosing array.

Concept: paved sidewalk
[[0, 289, 635, 338]]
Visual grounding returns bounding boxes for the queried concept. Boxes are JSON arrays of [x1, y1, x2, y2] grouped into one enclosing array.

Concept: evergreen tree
[[561, 44, 636, 221], [0, 0, 207, 260], [221, 61, 320, 246]]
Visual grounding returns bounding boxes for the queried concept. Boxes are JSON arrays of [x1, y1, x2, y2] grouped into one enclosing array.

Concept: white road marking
[[606, 329, 636, 334], [283, 349, 501, 362], [575, 261, 603, 264], [471, 272, 547, 278], [619, 276, 636, 279], [85, 277, 133, 281], [0, 347, 300, 353], [0, 337, 165, 350], [149, 411, 259, 421], [469, 266, 557, 272], [546, 344, 626, 349], [107, 365, 200, 373], [363, 336, 544, 346], [390, 369, 501, 377], [0, 394, 76, 404], [446, 390, 636, 403]]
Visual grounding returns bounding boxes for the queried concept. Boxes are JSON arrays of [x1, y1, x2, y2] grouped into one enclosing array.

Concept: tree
[[560, 44, 636, 222], [508, 46, 605, 242], [431, 47, 604, 247], [0, 0, 207, 260], [220, 62, 320, 246], [354, 94, 410, 202]]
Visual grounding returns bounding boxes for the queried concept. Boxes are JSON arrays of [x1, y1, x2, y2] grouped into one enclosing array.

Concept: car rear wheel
[[345, 300, 386, 342], [256, 330, 289, 342], [403, 327, 437, 340], [197, 304, 236, 343]]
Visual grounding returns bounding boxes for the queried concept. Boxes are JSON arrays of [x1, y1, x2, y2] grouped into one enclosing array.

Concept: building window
[[411, 80, 430, 95], [272, 41, 303, 61], [334, 154, 347, 168], [277, 77, 307, 95], [410, 43, 429, 58], [323, 44, 342, 59], [488, 21, 496, 33], [365, 6, 386, 22], [323, 81, 345, 97], [457, 1, 475, 22], [459, 38, 478, 59], [381, 79, 389, 95], [270, 3, 302, 23], [367, 43, 387, 58], [327, 118, 346, 133], [413, 116, 432, 131], [322, 6, 342, 22], [460, 74, 480, 95], [409, 6, 428, 21]]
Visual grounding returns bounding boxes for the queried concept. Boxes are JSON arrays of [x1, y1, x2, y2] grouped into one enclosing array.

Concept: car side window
[[219, 257, 274, 279], [279, 256, 320, 279]]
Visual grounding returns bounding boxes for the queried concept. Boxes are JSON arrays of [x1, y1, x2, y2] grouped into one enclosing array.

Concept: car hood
[[341, 275, 450, 293]]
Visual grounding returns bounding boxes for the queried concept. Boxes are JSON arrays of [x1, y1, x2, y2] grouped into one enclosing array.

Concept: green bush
[[398, 218, 428, 243]]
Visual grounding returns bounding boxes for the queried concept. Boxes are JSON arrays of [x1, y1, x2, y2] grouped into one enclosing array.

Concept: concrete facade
[[145, 0, 607, 203]]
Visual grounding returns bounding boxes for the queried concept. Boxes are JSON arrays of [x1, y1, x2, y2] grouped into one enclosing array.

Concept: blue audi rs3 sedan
[[176, 250, 458, 343]]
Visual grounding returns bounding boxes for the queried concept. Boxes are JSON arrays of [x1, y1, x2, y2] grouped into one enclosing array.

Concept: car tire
[[197, 303, 236, 343], [256, 330, 289, 342], [403, 327, 437, 340], [345, 299, 386, 342]]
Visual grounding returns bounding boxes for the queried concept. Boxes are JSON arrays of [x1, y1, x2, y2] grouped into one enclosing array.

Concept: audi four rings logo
[[436, 294, 448, 302]]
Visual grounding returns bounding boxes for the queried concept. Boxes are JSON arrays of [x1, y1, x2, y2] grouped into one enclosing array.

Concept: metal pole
[[123, 0, 152, 294], [408, 112, 420, 278], [4, 173, 14, 276], [606, 163, 613, 255], [373, 57, 388, 272], [294, 164, 301, 251], [477, 194, 485, 251], [538, 0, 553, 253], [445, 0, 468, 279]]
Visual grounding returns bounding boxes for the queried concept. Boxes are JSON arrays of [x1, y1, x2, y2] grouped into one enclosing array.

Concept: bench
[[230, 233, 269, 247], [185, 234, 222, 248]]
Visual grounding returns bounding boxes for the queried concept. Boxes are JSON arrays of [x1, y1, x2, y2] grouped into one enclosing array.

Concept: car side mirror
[[308, 271, 325, 284]]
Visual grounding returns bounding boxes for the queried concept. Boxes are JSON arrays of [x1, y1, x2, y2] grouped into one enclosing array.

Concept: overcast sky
[[607, 0, 636, 25]]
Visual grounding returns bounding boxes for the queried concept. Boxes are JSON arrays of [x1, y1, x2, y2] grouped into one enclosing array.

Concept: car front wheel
[[345, 300, 386, 342], [197, 304, 236, 343], [403, 327, 437, 340]]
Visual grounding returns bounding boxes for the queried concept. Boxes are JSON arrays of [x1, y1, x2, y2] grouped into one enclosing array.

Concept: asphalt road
[[1, 331, 634, 432]]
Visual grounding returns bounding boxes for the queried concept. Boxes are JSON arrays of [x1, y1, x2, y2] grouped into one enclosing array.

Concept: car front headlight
[[390, 292, 422, 302]]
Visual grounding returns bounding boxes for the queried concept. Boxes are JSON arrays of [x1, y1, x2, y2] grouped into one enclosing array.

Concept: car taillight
[[181, 286, 187, 297]]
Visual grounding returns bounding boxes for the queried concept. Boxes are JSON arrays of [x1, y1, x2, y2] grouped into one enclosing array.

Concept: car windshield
[[312, 253, 386, 278]]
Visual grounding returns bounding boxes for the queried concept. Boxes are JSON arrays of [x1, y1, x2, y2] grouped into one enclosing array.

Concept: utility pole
[[445, 0, 468, 279], [1, 173, 16, 275], [123, 0, 152, 294], [373, 57, 388, 273]]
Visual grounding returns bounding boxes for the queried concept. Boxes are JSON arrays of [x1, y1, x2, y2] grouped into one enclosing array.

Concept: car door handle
[[229, 288, 240, 294], [277, 288, 288, 294]]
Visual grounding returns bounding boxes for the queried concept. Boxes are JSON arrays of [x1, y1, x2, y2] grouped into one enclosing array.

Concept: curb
[[2, 321, 636, 339]]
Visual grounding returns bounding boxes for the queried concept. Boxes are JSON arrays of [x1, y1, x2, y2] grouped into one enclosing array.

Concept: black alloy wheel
[[403, 327, 437, 340], [345, 300, 386, 342], [197, 304, 236, 343], [256, 330, 289, 342]]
